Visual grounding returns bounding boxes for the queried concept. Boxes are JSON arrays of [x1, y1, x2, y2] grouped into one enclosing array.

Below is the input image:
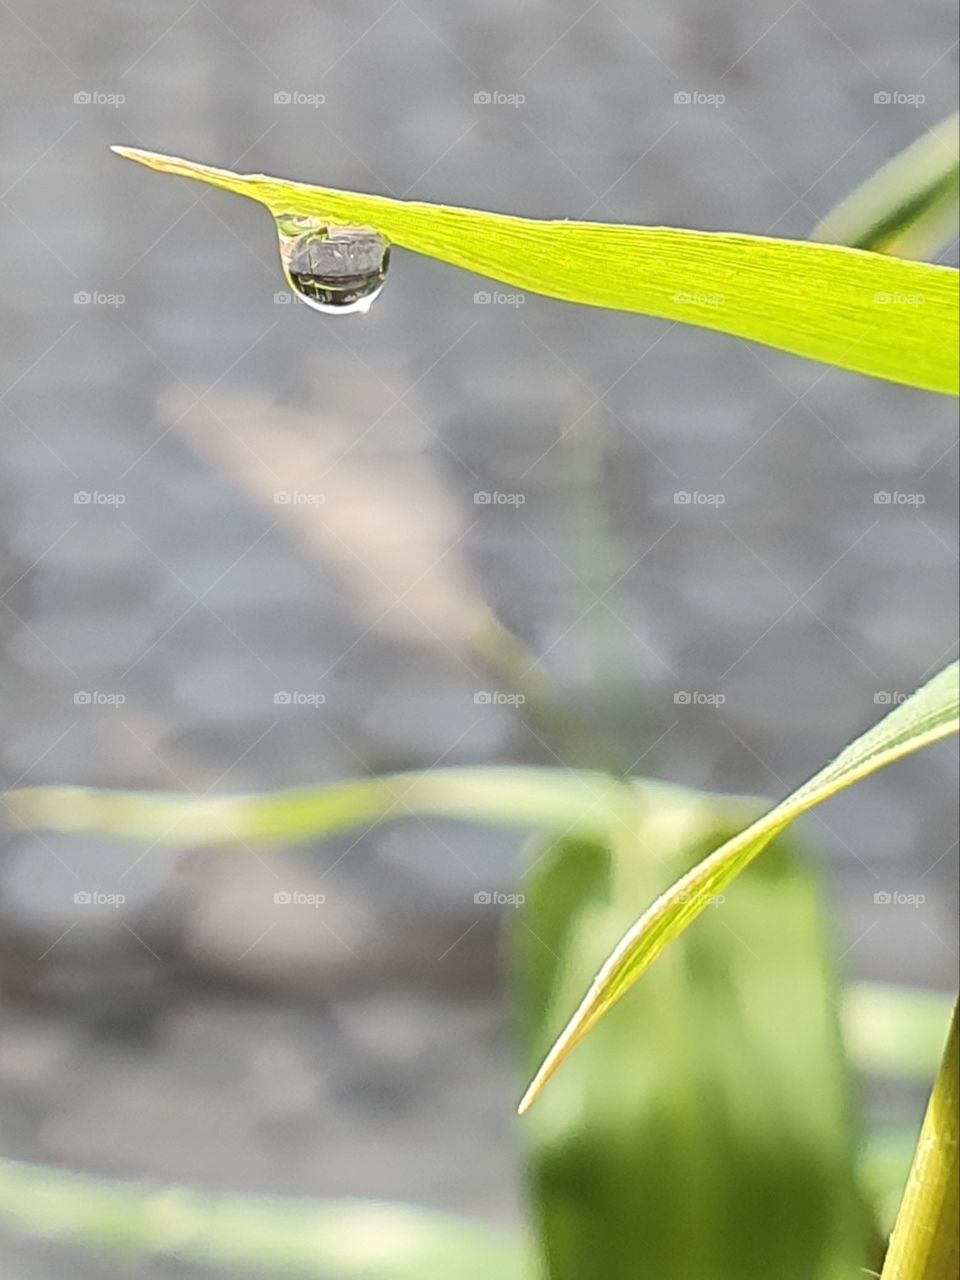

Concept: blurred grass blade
[[513, 802, 866, 1279], [880, 1002, 959, 1280], [112, 146, 959, 396], [2, 766, 633, 847], [519, 661, 960, 1114], [0, 1158, 528, 1280], [813, 113, 960, 260]]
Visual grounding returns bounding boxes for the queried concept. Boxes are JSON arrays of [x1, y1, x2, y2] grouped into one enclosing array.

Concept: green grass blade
[[111, 147, 959, 396], [518, 661, 960, 1114], [1, 766, 633, 847], [0, 1158, 527, 1280], [812, 114, 960, 260], [880, 1001, 959, 1280]]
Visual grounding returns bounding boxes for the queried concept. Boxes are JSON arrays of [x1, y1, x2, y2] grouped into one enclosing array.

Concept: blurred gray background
[[0, 1, 957, 1275]]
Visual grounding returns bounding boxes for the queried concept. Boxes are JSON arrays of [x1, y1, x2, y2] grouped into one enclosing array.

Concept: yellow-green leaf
[[880, 1001, 959, 1280], [518, 661, 960, 1114], [112, 147, 959, 396]]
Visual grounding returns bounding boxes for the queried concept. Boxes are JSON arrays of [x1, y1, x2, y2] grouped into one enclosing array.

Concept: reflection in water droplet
[[275, 215, 390, 315]]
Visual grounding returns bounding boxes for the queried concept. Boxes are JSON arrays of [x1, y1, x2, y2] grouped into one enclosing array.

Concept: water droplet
[[275, 215, 390, 315]]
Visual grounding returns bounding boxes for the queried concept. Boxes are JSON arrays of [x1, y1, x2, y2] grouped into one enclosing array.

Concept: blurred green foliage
[[513, 788, 867, 1280]]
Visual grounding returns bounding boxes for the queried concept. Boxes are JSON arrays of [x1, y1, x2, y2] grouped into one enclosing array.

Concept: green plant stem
[[881, 999, 959, 1280]]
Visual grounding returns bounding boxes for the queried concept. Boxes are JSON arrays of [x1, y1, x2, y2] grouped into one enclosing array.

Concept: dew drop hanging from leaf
[[275, 214, 390, 314]]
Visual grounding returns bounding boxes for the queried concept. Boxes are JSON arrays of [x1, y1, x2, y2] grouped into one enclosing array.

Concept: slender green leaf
[[2, 766, 631, 847], [880, 1001, 959, 1280], [112, 146, 959, 396], [519, 661, 960, 1113], [513, 802, 865, 1280], [0, 1158, 528, 1280], [812, 113, 960, 260]]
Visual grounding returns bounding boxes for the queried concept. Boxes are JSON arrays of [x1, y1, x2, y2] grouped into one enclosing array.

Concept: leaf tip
[[517, 1016, 587, 1115], [516, 1079, 540, 1117], [110, 145, 162, 167]]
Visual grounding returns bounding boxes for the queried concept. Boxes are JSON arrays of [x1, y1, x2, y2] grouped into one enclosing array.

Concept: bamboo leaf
[[111, 146, 959, 396], [812, 113, 960, 260], [518, 661, 960, 1114]]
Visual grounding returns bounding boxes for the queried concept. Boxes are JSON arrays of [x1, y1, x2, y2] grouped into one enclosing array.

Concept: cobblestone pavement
[[0, 0, 957, 1274]]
